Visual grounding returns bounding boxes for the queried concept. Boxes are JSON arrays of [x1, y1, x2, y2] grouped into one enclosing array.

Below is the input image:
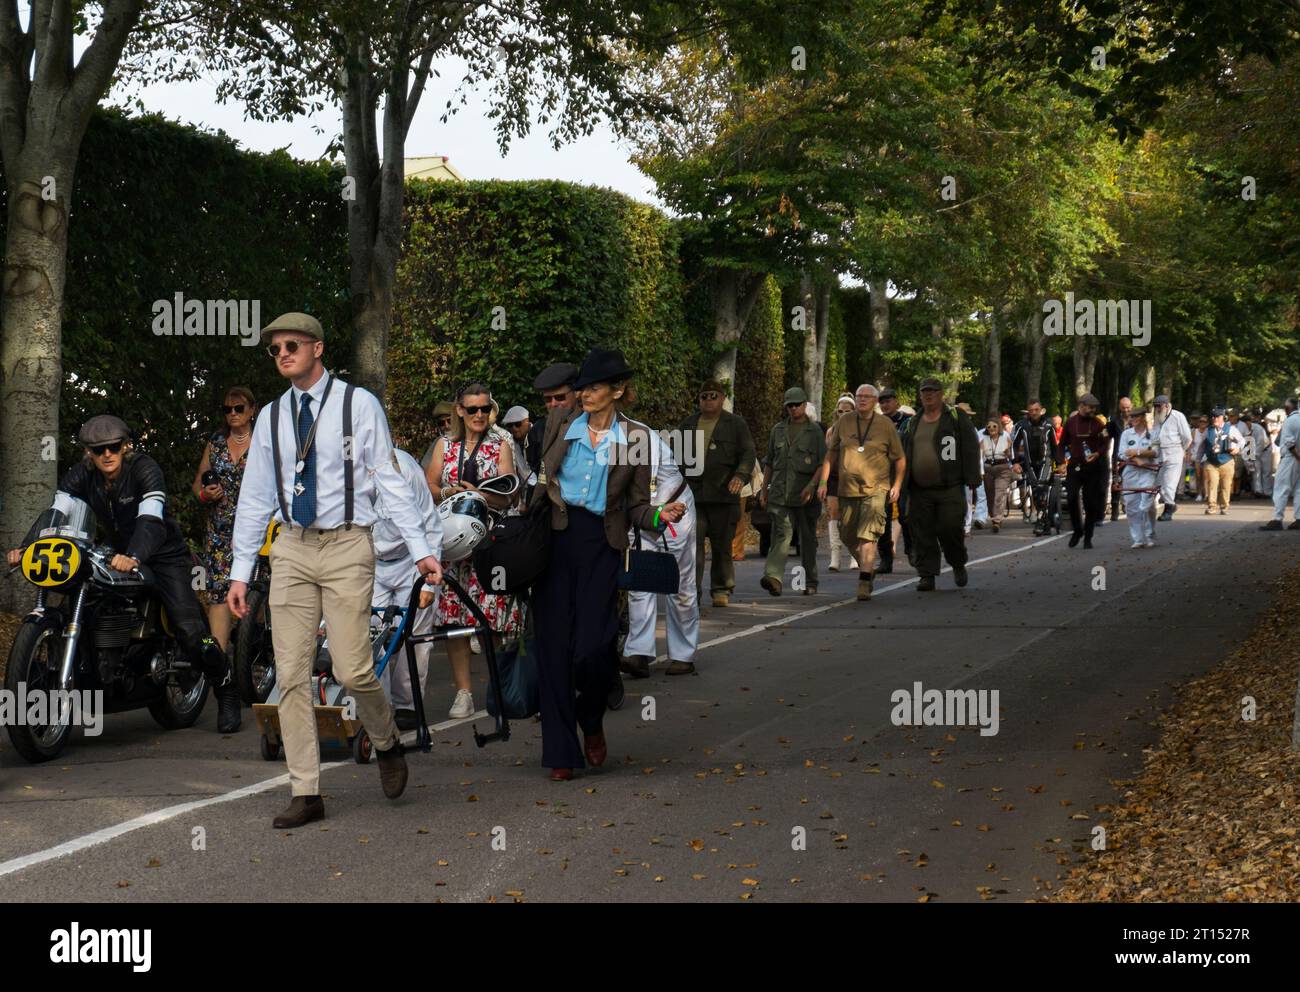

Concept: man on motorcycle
[[7, 415, 241, 733]]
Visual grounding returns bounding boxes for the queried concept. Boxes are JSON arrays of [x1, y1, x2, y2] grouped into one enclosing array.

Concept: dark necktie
[[292, 394, 317, 526]]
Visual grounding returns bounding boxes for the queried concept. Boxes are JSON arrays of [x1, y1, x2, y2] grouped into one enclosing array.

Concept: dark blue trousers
[[533, 506, 619, 769]]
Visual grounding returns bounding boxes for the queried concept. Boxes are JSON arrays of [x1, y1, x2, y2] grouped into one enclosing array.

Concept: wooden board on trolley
[[252, 702, 364, 750]]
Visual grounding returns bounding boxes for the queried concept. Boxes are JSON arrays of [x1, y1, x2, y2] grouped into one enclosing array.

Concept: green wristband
[[653, 506, 662, 528]]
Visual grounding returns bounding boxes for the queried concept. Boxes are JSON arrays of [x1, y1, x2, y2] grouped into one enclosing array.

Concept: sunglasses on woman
[[222, 404, 246, 415], [461, 405, 492, 416], [89, 442, 124, 456], [265, 340, 311, 358]]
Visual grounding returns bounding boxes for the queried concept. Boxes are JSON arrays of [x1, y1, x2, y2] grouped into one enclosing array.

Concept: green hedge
[[388, 180, 699, 453], [733, 275, 785, 446], [1, 109, 349, 543]]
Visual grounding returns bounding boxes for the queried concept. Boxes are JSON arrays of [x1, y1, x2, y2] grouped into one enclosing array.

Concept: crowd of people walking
[[11, 307, 1300, 824]]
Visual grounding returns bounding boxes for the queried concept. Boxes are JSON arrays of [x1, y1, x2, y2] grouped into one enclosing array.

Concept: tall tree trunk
[[1072, 337, 1088, 400], [800, 272, 818, 408], [934, 315, 962, 397], [813, 282, 830, 415], [1142, 363, 1156, 405], [868, 277, 889, 385], [711, 268, 763, 411], [982, 308, 1003, 420], [0, 0, 143, 613], [1157, 360, 1174, 401], [1025, 305, 1046, 403], [1102, 356, 1119, 417], [1084, 338, 1100, 395]]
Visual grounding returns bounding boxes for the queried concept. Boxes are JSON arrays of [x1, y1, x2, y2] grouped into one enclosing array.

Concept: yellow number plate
[[258, 519, 282, 557], [21, 537, 82, 588]]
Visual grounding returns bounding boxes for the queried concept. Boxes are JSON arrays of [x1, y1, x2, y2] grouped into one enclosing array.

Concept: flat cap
[[533, 362, 578, 392], [878, 387, 897, 399], [1079, 393, 1100, 407], [955, 402, 976, 416], [433, 401, 455, 419], [1211, 407, 1226, 416], [1153, 394, 1170, 405], [501, 405, 529, 425], [79, 414, 131, 446], [783, 386, 808, 405], [918, 377, 943, 391], [261, 311, 323, 344]]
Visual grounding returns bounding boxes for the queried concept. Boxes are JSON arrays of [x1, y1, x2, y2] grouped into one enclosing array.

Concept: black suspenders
[[270, 379, 357, 528]]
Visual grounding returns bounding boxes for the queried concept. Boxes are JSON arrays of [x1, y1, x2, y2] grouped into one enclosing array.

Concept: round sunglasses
[[266, 339, 315, 358]]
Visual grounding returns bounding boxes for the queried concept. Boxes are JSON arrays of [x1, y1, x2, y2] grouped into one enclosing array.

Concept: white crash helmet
[[438, 491, 490, 561]]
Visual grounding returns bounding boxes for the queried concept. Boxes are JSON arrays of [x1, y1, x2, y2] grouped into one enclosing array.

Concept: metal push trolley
[[252, 574, 512, 763]]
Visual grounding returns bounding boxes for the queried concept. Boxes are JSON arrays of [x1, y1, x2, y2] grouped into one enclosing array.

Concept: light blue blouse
[[559, 413, 624, 513]]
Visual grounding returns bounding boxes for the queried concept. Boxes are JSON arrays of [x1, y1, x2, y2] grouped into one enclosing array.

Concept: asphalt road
[[1, 498, 1295, 902]]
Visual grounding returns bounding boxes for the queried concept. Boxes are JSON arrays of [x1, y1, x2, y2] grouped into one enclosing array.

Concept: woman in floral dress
[[191, 387, 256, 653], [424, 382, 524, 718]]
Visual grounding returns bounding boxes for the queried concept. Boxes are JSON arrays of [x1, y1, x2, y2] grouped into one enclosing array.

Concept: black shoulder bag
[[617, 478, 685, 594]]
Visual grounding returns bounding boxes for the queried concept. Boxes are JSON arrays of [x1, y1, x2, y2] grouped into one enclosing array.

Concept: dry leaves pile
[[1052, 570, 1300, 902]]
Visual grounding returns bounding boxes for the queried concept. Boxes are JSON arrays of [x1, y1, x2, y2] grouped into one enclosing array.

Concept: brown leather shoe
[[584, 731, 607, 767], [665, 660, 696, 676], [620, 655, 651, 679], [549, 767, 573, 782], [376, 741, 408, 799], [272, 795, 324, 829]]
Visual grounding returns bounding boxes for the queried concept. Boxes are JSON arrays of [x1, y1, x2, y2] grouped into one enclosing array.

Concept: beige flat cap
[[260, 312, 323, 344]]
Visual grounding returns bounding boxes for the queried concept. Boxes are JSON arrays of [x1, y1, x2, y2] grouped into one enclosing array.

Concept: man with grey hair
[[1152, 395, 1192, 522], [817, 384, 905, 601]]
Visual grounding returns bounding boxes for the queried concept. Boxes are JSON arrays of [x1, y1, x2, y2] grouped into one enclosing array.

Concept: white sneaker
[[469, 635, 482, 654], [1131, 541, 1144, 549], [449, 689, 475, 719], [1144, 539, 1156, 547], [1195, 494, 1204, 502]]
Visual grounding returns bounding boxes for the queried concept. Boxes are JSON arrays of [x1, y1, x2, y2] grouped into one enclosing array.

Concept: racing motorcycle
[[4, 496, 209, 762], [231, 520, 280, 703]]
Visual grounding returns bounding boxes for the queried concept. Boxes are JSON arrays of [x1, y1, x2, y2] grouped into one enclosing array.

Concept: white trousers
[[1255, 450, 1274, 495], [372, 555, 433, 710], [1272, 455, 1300, 521], [1123, 491, 1155, 544], [1156, 454, 1184, 506], [625, 519, 700, 664]]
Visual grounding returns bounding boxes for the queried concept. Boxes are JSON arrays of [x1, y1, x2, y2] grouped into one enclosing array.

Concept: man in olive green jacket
[[678, 380, 757, 607], [760, 387, 827, 596]]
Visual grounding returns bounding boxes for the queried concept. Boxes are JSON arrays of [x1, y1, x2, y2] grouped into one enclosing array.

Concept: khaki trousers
[[269, 524, 398, 796], [1205, 461, 1235, 510]]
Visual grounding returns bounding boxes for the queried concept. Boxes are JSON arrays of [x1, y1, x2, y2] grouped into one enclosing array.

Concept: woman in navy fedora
[[529, 348, 684, 780]]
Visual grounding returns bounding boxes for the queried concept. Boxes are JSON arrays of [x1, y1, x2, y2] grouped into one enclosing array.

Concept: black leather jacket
[[25, 453, 186, 563]]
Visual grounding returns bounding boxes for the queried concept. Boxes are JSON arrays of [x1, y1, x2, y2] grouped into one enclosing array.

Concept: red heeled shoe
[[584, 732, 607, 768], [549, 767, 573, 782]]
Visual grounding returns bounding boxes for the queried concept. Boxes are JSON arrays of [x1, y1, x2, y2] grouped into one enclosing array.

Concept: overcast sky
[[107, 53, 665, 209]]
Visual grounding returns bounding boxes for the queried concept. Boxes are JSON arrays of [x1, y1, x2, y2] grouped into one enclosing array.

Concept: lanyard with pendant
[[289, 374, 335, 495], [855, 411, 875, 453]]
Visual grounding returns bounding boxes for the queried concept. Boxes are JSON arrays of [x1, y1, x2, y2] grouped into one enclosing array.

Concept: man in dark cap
[[527, 362, 579, 478], [678, 379, 756, 607], [899, 378, 981, 590], [1060, 393, 1108, 547], [7, 415, 242, 733], [759, 387, 825, 596]]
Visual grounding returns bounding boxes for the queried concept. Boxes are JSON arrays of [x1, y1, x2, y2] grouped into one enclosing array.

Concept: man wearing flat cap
[[1060, 393, 1108, 547], [900, 379, 981, 590], [7, 415, 242, 733], [678, 379, 756, 607], [759, 387, 825, 597], [527, 363, 579, 480], [228, 311, 444, 829]]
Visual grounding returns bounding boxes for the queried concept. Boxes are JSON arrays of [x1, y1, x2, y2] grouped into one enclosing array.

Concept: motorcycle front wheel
[[4, 618, 73, 763], [148, 667, 210, 729], [233, 583, 276, 703]]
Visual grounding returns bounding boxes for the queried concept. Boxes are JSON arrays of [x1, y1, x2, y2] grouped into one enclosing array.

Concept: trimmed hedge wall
[[388, 180, 700, 454], [1, 109, 349, 541]]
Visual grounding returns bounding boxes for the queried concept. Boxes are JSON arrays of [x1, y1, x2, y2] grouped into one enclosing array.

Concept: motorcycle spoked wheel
[[147, 650, 210, 730], [233, 584, 276, 704], [4, 618, 73, 763]]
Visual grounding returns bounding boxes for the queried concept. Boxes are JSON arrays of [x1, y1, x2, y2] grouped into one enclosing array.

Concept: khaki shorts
[[839, 492, 888, 543]]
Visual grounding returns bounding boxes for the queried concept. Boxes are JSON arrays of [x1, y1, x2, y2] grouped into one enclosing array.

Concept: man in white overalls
[[621, 426, 698, 677], [1152, 396, 1192, 521], [371, 448, 442, 729], [1117, 407, 1159, 548], [1262, 399, 1300, 530]]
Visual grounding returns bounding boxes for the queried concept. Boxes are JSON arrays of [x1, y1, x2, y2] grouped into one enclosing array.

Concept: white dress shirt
[[372, 448, 441, 561], [230, 369, 435, 583]]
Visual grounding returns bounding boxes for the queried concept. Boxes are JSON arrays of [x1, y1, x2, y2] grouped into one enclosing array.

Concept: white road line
[[648, 533, 1065, 662], [2, 534, 1064, 879]]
